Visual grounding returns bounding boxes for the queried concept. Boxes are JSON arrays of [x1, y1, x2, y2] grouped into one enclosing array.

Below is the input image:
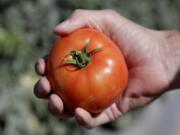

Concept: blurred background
[[0, 0, 180, 135]]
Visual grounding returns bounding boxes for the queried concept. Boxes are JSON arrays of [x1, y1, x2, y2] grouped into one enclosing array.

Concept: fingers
[[48, 94, 73, 118], [35, 58, 46, 75], [53, 9, 91, 35], [34, 56, 50, 98], [53, 9, 120, 36], [34, 55, 71, 118], [48, 94, 64, 115], [34, 81, 72, 118], [75, 103, 122, 129], [34, 77, 51, 99], [54, 18, 85, 35], [75, 108, 104, 129]]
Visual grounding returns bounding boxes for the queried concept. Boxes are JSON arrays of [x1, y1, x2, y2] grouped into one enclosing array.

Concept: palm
[[34, 10, 170, 128], [93, 29, 170, 126], [116, 27, 169, 110]]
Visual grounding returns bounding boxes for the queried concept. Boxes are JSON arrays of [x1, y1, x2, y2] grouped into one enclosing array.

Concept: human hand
[[34, 9, 176, 128]]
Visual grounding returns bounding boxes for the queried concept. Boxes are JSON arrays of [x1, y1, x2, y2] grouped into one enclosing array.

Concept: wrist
[[159, 30, 180, 90]]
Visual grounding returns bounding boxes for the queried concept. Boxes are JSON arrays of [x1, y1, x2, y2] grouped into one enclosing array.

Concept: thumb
[[53, 18, 85, 35], [53, 9, 123, 36]]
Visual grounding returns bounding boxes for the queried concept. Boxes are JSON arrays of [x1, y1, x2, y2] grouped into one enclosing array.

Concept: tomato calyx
[[64, 41, 101, 68]]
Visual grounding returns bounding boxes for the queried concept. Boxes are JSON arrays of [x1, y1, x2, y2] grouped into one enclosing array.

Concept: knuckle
[[101, 9, 119, 25], [70, 9, 85, 20], [103, 9, 117, 15], [33, 78, 50, 98], [73, 9, 84, 16]]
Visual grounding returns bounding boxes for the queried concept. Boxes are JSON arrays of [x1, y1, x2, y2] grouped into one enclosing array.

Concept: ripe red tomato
[[47, 28, 128, 114]]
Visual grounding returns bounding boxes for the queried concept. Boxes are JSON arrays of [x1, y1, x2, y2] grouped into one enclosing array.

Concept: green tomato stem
[[64, 41, 102, 68]]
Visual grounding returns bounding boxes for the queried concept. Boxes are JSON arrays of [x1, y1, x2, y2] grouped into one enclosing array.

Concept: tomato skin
[[47, 28, 128, 114]]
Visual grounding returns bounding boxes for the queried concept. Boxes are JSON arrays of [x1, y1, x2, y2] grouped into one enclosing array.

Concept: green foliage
[[0, 0, 179, 135], [0, 28, 19, 56]]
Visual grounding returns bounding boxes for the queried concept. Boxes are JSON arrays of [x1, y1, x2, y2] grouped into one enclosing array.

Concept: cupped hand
[[34, 9, 172, 128]]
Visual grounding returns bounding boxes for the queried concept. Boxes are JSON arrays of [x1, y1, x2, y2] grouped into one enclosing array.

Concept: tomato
[[46, 28, 128, 114]]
